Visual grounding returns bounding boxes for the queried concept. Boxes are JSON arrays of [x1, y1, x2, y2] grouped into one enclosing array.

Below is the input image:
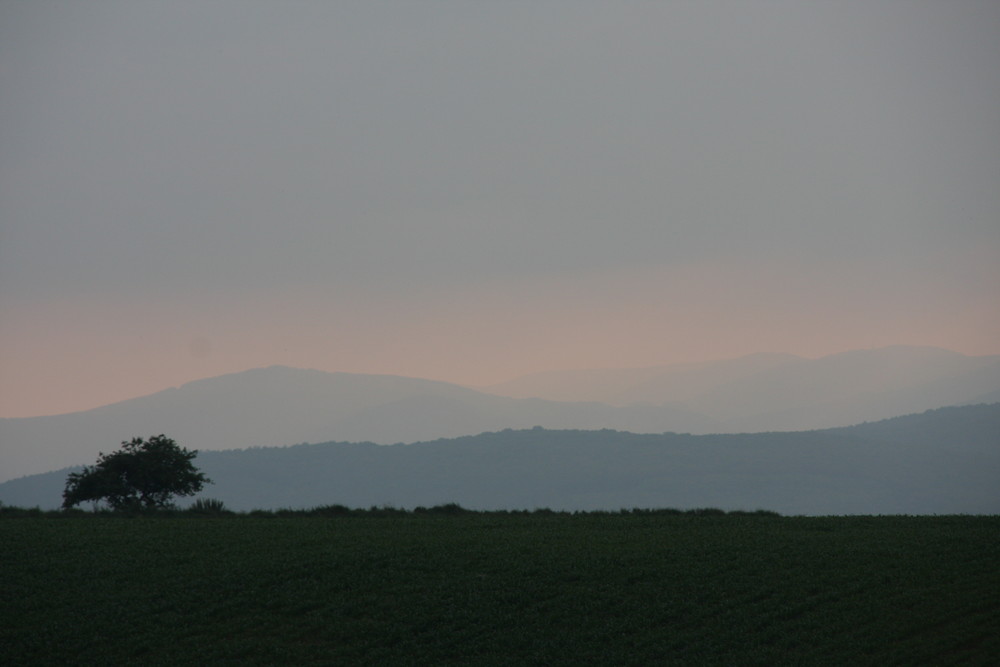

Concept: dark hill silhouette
[[3, 346, 997, 483], [0, 366, 713, 482], [3, 403, 997, 516]]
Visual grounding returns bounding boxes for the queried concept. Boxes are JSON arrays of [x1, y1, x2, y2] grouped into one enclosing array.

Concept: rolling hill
[[2, 346, 997, 484], [0, 366, 712, 482], [3, 403, 997, 516]]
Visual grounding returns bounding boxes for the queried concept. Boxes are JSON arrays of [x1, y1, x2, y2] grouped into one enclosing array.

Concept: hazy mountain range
[[1, 346, 998, 485], [2, 403, 997, 515], [482, 345, 1000, 428]]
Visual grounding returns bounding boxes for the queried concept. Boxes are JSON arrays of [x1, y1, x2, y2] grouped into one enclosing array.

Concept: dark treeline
[[0, 501, 780, 519]]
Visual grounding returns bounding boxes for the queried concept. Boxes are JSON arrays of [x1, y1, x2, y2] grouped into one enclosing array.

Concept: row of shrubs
[[243, 504, 780, 518], [0, 500, 780, 518]]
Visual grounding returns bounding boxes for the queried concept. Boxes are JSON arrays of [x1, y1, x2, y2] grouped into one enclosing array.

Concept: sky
[[1, 0, 998, 418]]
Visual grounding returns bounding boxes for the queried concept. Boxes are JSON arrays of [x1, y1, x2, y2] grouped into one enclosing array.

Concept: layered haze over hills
[[1, 345, 997, 486], [484, 345, 1000, 432], [3, 403, 998, 515], [4, 4, 998, 519]]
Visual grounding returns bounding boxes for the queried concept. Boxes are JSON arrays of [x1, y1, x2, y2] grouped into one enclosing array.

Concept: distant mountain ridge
[[481, 346, 1000, 431], [3, 403, 997, 515], [1, 345, 997, 483], [480, 352, 802, 404], [0, 367, 713, 482]]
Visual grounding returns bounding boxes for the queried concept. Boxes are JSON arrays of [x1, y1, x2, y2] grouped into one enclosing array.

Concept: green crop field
[[2, 511, 998, 665]]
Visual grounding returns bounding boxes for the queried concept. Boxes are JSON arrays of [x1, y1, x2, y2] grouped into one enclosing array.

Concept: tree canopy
[[62, 435, 211, 510]]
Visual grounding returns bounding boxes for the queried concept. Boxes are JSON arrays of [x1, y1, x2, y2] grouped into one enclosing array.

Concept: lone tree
[[63, 435, 211, 510]]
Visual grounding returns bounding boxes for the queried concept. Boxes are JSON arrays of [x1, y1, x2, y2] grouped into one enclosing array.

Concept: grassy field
[[2, 510, 998, 665]]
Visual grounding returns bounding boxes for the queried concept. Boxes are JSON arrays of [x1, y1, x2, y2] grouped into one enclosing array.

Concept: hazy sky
[[2, 1, 998, 417]]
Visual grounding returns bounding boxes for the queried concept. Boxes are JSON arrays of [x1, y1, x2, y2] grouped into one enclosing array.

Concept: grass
[[1, 509, 998, 665]]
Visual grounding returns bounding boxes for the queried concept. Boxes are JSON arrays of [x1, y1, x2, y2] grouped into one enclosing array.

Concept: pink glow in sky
[[2, 1, 999, 417], [3, 257, 998, 418]]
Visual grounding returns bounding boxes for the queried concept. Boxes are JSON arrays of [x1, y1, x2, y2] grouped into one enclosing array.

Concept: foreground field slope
[[2, 514, 997, 664], [3, 403, 997, 515]]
